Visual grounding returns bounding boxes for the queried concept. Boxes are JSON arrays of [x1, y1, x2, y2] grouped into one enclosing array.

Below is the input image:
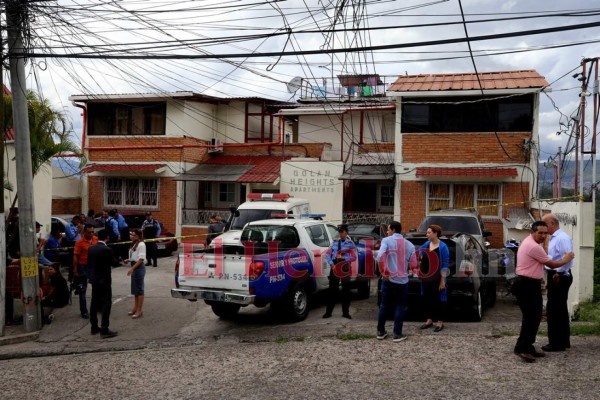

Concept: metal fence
[[342, 213, 392, 225], [182, 209, 230, 225]]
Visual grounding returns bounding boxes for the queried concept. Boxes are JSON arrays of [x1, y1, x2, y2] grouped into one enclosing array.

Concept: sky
[[3, 0, 600, 175]]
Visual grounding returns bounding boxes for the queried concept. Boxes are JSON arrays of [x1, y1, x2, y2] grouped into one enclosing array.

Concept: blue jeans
[[377, 280, 408, 336]]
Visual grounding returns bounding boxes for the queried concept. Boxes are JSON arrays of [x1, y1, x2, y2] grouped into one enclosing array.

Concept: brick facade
[[400, 180, 426, 232], [402, 133, 530, 164], [87, 176, 178, 234], [52, 198, 82, 215]]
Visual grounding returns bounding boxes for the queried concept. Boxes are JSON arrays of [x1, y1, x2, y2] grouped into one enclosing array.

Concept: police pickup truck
[[171, 219, 374, 321]]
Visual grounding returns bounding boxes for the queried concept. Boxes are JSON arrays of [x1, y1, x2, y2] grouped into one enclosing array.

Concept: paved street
[[1, 253, 599, 399]]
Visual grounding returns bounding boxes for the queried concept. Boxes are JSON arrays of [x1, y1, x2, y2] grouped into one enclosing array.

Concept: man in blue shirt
[[141, 211, 161, 267], [323, 224, 356, 319], [64, 215, 83, 246], [113, 209, 130, 259], [376, 221, 417, 342]]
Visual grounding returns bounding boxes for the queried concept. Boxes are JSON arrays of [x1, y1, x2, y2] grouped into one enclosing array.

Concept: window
[[105, 178, 159, 207], [219, 183, 235, 203], [402, 94, 533, 133], [379, 184, 394, 209], [88, 102, 166, 135], [305, 224, 331, 247], [245, 102, 274, 142], [427, 183, 500, 216]]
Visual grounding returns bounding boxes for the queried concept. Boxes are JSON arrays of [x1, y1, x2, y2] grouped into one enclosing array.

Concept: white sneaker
[[376, 331, 388, 340], [393, 334, 407, 343]]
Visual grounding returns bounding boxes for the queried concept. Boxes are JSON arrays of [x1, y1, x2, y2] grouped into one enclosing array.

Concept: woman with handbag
[[418, 224, 449, 332]]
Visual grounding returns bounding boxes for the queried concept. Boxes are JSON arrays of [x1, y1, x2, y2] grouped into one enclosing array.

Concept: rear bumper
[[171, 288, 255, 305]]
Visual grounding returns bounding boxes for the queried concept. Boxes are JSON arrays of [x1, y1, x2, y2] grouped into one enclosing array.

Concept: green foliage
[[2, 90, 79, 179]]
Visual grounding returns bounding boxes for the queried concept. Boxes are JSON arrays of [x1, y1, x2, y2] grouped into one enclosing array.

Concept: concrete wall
[[536, 201, 594, 315], [3, 143, 53, 235], [280, 160, 344, 225]]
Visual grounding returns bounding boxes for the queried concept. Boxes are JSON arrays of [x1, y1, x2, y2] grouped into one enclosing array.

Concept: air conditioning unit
[[208, 138, 223, 153]]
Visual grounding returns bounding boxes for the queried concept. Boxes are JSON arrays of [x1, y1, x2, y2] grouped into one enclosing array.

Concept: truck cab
[[213, 193, 311, 247]]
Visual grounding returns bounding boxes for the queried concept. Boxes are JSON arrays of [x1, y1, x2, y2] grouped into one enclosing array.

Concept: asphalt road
[[1, 254, 599, 399]]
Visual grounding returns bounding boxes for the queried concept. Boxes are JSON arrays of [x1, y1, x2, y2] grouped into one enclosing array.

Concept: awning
[[81, 163, 165, 173], [415, 167, 518, 178], [338, 165, 394, 181], [173, 164, 252, 182]]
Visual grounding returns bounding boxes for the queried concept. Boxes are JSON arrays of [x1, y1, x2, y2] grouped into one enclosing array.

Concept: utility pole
[[7, 0, 41, 331], [0, 16, 5, 336]]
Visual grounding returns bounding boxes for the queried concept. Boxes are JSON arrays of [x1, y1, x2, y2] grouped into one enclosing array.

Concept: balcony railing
[[342, 213, 392, 225], [182, 209, 231, 226], [297, 75, 395, 102]]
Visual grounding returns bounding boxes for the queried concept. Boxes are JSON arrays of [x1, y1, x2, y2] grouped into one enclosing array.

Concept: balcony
[[296, 74, 395, 102]]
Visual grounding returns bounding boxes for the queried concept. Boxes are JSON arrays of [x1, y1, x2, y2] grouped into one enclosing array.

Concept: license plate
[[157, 243, 166, 249]]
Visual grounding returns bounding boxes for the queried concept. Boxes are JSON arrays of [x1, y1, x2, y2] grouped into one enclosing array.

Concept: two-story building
[[386, 70, 548, 247]]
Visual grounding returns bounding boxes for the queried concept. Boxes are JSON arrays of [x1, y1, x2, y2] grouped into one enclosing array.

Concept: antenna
[[286, 76, 302, 93]]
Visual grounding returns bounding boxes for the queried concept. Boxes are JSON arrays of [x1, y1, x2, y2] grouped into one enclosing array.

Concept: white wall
[[280, 159, 344, 225], [3, 143, 53, 235], [216, 101, 246, 144], [165, 100, 217, 140], [537, 201, 594, 315], [52, 166, 80, 199]]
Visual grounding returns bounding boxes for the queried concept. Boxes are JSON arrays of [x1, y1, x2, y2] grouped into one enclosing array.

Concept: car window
[[326, 224, 339, 242], [419, 216, 480, 235], [305, 224, 331, 248], [241, 225, 300, 249]]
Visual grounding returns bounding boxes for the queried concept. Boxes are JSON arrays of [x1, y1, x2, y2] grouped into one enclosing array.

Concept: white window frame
[[377, 183, 394, 212], [104, 177, 159, 209], [426, 182, 502, 216]]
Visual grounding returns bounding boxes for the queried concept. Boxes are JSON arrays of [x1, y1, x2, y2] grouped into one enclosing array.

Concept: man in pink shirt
[[513, 221, 575, 363]]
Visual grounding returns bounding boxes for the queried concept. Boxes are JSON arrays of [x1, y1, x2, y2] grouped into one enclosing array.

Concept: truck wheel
[[470, 290, 483, 322], [356, 279, 371, 299], [286, 283, 309, 321], [211, 303, 241, 319]]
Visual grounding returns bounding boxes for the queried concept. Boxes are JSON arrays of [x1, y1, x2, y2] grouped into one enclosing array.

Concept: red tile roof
[[82, 163, 165, 173], [206, 155, 290, 183], [388, 70, 549, 92], [416, 167, 518, 178]]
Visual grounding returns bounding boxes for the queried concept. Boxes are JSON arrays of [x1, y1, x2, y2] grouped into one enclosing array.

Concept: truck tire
[[286, 282, 309, 322], [210, 303, 241, 319], [356, 279, 371, 299], [470, 290, 483, 322]]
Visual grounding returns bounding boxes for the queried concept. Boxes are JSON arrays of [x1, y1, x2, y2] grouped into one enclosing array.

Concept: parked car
[[120, 212, 178, 257], [416, 208, 492, 248], [51, 216, 69, 236], [347, 222, 386, 255], [404, 231, 496, 321]]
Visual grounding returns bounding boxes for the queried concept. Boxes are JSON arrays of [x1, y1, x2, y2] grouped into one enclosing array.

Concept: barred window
[[105, 178, 159, 207]]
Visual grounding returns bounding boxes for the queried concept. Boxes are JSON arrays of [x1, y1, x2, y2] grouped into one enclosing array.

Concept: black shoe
[[342, 313, 352, 319], [91, 327, 100, 335], [541, 344, 566, 352], [530, 349, 546, 358], [516, 353, 536, 363], [100, 329, 118, 339], [419, 322, 434, 330], [433, 325, 444, 332], [145, 262, 152, 266], [322, 313, 332, 319], [81, 313, 89, 319], [153, 264, 158, 268]]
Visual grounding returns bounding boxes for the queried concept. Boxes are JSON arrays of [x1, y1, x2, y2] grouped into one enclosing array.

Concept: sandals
[[131, 312, 143, 319], [128, 310, 135, 316]]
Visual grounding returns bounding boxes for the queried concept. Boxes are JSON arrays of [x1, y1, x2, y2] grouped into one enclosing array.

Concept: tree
[[2, 89, 80, 212]]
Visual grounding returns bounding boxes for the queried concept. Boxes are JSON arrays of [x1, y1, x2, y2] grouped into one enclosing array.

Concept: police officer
[[323, 224, 356, 319]]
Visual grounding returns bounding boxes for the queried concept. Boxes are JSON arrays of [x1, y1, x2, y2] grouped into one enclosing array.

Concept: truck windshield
[[418, 216, 480, 236], [230, 209, 287, 230]]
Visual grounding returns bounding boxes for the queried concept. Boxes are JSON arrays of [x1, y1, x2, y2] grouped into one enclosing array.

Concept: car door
[[302, 223, 333, 290]]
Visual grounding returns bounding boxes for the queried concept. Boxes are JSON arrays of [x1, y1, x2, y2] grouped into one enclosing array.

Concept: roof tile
[[388, 70, 549, 92]]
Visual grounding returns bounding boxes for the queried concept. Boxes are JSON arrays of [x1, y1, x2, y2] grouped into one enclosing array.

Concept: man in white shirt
[[541, 213, 574, 352]]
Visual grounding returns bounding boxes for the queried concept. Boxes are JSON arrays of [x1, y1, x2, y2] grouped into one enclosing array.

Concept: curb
[[0, 331, 40, 347]]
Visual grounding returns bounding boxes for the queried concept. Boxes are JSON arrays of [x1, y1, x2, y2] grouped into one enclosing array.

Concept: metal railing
[[342, 212, 392, 225], [182, 209, 230, 225], [298, 75, 396, 101]]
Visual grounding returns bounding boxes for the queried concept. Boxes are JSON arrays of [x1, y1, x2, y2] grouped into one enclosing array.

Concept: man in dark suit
[[88, 229, 120, 338]]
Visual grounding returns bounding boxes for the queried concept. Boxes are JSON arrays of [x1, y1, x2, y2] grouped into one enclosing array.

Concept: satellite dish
[[286, 76, 302, 93]]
